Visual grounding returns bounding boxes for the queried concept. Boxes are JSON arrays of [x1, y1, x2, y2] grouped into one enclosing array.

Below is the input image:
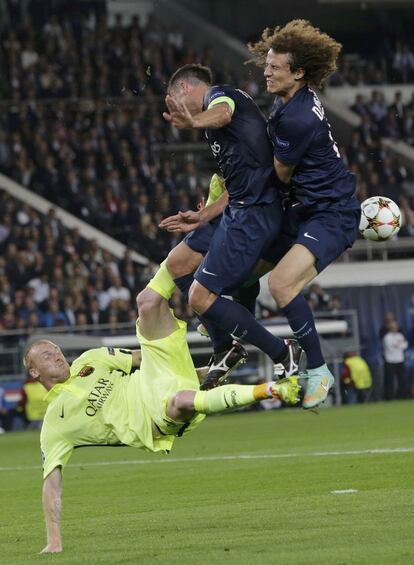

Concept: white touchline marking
[[331, 489, 358, 494], [0, 447, 413, 473]]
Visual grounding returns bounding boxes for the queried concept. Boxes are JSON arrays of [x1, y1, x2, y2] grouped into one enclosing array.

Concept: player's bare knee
[[170, 391, 195, 416], [166, 253, 179, 279], [136, 288, 161, 315], [188, 284, 204, 313]]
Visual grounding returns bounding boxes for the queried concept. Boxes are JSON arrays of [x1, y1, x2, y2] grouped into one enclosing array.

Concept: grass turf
[[1, 401, 414, 564]]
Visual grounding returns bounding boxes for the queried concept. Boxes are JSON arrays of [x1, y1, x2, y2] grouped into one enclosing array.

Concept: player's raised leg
[[268, 244, 334, 409], [167, 377, 301, 423], [136, 288, 178, 341]]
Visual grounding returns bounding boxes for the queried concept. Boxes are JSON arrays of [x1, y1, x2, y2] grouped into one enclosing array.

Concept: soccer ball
[[359, 196, 402, 241]]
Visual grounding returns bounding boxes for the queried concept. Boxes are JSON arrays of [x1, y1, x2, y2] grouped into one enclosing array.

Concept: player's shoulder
[[205, 84, 237, 105], [284, 86, 323, 126], [70, 347, 109, 373]]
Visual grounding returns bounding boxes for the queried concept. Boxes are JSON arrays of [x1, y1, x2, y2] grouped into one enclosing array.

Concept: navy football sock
[[174, 274, 232, 353], [199, 314, 233, 353], [202, 296, 287, 362], [282, 294, 324, 369]]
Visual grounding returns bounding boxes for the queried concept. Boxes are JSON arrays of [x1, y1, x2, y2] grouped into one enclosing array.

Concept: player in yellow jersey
[[24, 278, 300, 554]]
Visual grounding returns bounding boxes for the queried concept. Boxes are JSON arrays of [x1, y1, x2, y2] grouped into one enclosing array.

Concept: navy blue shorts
[[183, 216, 222, 255], [265, 203, 361, 272], [194, 200, 283, 295]]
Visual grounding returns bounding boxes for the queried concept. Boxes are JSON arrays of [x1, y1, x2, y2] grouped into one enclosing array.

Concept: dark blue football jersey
[[203, 85, 280, 206], [267, 86, 359, 212]]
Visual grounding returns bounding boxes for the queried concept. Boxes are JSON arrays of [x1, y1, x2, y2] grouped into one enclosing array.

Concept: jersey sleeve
[[40, 421, 74, 479], [272, 114, 316, 165], [72, 347, 133, 375], [205, 86, 235, 114]]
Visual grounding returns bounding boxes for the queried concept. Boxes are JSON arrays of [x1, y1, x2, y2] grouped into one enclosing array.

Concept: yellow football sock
[[206, 173, 225, 207], [193, 383, 271, 415], [146, 260, 176, 301]]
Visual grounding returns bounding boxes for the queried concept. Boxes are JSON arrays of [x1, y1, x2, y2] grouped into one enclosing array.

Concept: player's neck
[[281, 81, 306, 103]]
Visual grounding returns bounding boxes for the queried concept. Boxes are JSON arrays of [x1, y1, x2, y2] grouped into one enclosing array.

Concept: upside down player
[[24, 284, 300, 553], [248, 20, 361, 400], [161, 64, 306, 393]]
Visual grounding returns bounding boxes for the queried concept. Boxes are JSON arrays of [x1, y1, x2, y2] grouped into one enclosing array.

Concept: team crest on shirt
[[275, 136, 290, 148], [78, 366, 95, 378]]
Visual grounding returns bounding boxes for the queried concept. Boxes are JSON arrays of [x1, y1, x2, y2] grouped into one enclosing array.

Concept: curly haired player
[[248, 20, 361, 407]]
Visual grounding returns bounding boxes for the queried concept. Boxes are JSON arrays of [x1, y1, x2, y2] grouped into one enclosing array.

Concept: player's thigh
[[136, 288, 178, 340], [269, 243, 318, 295], [195, 203, 282, 295], [296, 210, 360, 272], [166, 241, 203, 278]]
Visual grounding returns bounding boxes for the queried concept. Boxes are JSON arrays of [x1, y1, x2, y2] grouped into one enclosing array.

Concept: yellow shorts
[[136, 315, 205, 442]]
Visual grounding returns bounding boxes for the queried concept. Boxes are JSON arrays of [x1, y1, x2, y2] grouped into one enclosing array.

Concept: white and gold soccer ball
[[359, 196, 402, 241]]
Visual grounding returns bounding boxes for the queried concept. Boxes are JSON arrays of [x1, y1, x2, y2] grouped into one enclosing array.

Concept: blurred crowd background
[[0, 0, 413, 422]]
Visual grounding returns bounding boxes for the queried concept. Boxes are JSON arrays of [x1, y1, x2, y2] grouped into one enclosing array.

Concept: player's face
[[30, 342, 70, 384], [264, 50, 303, 97]]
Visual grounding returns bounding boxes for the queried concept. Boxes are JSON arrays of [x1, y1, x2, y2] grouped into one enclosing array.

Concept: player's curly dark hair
[[168, 64, 213, 92], [248, 19, 342, 88]]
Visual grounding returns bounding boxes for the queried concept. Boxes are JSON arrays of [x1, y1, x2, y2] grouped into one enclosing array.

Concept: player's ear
[[29, 367, 40, 380], [294, 68, 305, 81]]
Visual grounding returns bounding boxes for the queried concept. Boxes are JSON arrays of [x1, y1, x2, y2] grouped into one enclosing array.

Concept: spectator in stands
[[382, 320, 409, 400], [0, 386, 9, 433], [342, 351, 372, 404], [305, 284, 331, 312], [399, 196, 414, 236], [366, 90, 388, 130], [392, 43, 414, 83], [379, 311, 396, 340], [350, 93, 368, 117], [21, 375, 47, 429]]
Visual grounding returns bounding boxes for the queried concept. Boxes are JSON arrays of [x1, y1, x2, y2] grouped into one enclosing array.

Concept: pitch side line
[[0, 447, 413, 472]]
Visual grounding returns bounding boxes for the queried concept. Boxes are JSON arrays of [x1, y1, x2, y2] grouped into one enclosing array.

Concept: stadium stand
[[0, 1, 412, 419]]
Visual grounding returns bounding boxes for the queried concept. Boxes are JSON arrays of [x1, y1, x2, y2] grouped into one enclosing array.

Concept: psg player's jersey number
[[311, 92, 340, 158]]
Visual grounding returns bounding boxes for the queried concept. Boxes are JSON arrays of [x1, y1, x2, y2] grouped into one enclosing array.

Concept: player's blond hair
[[248, 19, 342, 88]]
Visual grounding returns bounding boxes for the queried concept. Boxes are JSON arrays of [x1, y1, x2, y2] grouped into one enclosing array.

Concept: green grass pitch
[[1, 402, 414, 564]]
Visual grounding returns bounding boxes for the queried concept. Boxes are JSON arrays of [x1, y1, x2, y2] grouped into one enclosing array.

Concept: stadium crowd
[[329, 39, 414, 87], [0, 8, 413, 252], [0, 188, 195, 336], [0, 6, 412, 331]]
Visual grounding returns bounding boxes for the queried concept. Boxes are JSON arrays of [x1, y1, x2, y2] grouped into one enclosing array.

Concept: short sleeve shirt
[[267, 86, 359, 212], [40, 347, 153, 478], [203, 84, 281, 206]]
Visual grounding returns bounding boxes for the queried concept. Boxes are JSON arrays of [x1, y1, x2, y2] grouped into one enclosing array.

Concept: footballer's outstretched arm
[[159, 190, 229, 233], [40, 467, 63, 554]]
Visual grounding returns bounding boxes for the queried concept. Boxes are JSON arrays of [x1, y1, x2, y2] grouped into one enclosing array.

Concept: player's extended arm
[[274, 157, 296, 185], [159, 191, 229, 233], [40, 467, 63, 554], [163, 95, 232, 129]]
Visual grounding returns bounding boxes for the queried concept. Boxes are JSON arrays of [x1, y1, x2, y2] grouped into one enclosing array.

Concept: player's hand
[[162, 95, 194, 129], [39, 542, 62, 554], [159, 210, 201, 232]]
